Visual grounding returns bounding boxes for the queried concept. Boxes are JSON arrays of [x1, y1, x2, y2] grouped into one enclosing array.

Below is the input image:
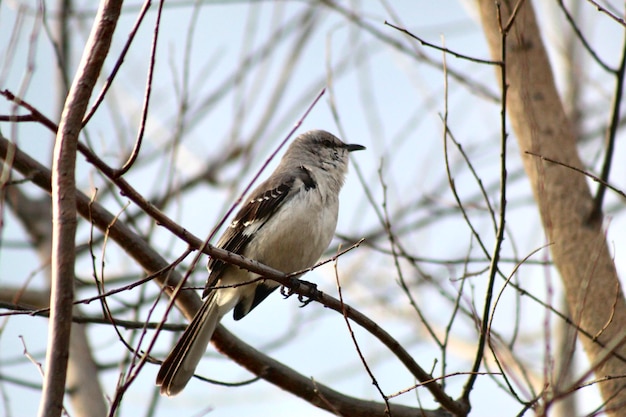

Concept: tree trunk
[[477, 0, 626, 413]]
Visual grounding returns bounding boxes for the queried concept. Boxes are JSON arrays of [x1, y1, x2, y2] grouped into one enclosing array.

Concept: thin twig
[[0, 89, 59, 132], [487, 245, 552, 404], [462, 2, 510, 404], [384, 21, 501, 66], [333, 254, 390, 415], [81, 1, 153, 127], [586, 0, 626, 27], [525, 151, 626, 202], [114, 1, 164, 177], [557, 0, 614, 73], [320, 0, 500, 101], [589, 27, 626, 222]]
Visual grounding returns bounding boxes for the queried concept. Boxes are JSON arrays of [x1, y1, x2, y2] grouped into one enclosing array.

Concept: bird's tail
[[156, 293, 221, 396]]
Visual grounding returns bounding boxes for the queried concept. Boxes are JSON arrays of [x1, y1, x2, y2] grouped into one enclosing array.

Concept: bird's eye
[[321, 139, 335, 148]]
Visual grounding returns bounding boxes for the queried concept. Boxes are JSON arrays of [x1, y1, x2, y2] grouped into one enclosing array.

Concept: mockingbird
[[156, 129, 365, 396]]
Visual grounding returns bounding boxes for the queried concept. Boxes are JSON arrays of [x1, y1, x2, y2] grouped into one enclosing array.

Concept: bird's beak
[[346, 144, 366, 152]]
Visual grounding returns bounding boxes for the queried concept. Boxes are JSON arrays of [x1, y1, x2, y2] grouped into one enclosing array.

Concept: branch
[[320, 0, 499, 101], [585, 0, 626, 27], [384, 21, 500, 66], [463, 2, 511, 403], [0, 136, 457, 415], [589, 28, 626, 222], [38, 2, 122, 417]]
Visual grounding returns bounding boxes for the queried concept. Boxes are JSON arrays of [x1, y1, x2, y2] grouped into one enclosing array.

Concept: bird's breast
[[244, 187, 338, 274]]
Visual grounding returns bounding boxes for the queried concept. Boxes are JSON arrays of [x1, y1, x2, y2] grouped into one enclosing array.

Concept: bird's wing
[[203, 166, 316, 298]]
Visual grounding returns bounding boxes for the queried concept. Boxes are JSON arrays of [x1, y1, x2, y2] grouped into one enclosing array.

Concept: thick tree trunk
[[477, 0, 626, 413]]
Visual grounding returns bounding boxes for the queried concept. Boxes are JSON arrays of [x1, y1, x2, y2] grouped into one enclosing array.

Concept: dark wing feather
[[233, 283, 278, 320], [203, 170, 309, 298]]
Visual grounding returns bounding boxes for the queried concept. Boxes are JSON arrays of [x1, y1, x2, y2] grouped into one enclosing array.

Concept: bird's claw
[[281, 279, 317, 307], [280, 285, 292, 298]]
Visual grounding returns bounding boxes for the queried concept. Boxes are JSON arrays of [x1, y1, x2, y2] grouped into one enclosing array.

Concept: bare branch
[[0, 132, 457, 416], [38, 2, 122, 417]]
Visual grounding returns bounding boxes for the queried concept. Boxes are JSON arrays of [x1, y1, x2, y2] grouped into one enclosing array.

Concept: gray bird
[[156, 130, 365, 396]]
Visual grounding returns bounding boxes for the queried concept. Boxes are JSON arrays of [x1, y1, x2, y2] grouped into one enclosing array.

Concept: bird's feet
[[281, 279, 317, 307]]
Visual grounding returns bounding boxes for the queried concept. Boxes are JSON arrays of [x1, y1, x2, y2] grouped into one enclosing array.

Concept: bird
[[156, 129, 365, 396]]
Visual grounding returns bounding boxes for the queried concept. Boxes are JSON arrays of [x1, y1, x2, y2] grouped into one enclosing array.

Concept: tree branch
[[38, 2, 122, 417], [0, 134, 455, 416]]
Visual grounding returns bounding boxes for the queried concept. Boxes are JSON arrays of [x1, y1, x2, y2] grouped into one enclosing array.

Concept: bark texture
[[38, 1, 123, 416], [477, 0, 626, 413]]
